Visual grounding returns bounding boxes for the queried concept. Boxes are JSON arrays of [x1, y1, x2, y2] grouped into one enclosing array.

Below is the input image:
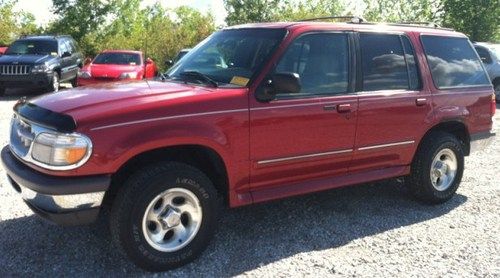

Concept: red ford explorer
[[1, 18, 496, 271]]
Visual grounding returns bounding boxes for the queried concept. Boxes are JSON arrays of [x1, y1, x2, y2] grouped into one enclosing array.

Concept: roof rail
[[18, 34, 72, 39], [388, 22, 454, 31], [297, 16, 366, 24]]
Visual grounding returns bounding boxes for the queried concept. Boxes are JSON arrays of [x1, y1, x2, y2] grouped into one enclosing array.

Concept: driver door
[[249, 32, 358, 194]]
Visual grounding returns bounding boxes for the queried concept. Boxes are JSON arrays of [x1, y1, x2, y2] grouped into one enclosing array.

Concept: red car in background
[[0, 46, 8, 55], [77, 50, 157, 86]]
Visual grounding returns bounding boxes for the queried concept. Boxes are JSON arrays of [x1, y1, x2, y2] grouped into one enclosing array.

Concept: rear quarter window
[[421, 36, 490, 89]]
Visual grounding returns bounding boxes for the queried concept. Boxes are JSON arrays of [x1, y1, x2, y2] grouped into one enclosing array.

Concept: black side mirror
[[165, 60, 174, 67], [255, 72, 301, 102], [62, 51, 71, 58]]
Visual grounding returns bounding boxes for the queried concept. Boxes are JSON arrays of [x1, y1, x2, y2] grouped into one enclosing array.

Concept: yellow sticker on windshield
[[50, 52, 58, 56], [230, 76, 249, 86]]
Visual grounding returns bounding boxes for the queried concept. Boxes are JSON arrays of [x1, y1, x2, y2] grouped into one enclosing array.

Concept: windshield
[[5, 40, 58, 55], [93, 52, 142, 65], [167, 28, 287, 87]]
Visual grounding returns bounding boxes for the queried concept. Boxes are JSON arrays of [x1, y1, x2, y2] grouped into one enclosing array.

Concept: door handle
[[416, 98, 428, 106], [337, 104, 351, 113], [323, 105, 336, 111]]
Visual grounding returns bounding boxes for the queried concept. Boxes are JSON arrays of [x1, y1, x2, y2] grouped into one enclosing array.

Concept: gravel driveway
[[0, 89, 499, 277]]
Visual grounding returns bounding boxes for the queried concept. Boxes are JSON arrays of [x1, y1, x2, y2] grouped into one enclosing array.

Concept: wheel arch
[[417, 120, 471, 156], [104, 144, 230, 208]]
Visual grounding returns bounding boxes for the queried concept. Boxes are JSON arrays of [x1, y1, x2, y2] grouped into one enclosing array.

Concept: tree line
[[1, 0, 499, 71]]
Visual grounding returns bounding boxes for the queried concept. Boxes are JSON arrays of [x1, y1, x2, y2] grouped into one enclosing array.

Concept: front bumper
[[1, 146, 110, 226], [470, 131, 495, 153], [0, 72, 53, 89]]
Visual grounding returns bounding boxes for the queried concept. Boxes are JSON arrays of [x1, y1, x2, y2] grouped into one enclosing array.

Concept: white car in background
[[474, 42, 500, 101]]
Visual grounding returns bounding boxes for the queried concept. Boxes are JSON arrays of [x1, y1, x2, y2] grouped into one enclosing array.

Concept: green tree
[[363, 0, 438, 22], [224, 0, 281, 25], [276, 0, 344, 21], [0, 0, 38, 45], [441, 0, 499, 42]]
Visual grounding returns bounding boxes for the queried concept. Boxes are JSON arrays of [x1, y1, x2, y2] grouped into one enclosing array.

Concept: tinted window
[[401, 36, 421, 90], [360, 34, 408, 91], [5, 40, 58, 55], [421, 36, 490, 88], [276, 33, 349, 95], [475, 46, 492, 64], [93, 52, 142, 65]]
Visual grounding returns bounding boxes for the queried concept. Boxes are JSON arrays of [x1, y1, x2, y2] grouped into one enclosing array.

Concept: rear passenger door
[[350, 33, 431, 173], [59, 40, 73, 81]]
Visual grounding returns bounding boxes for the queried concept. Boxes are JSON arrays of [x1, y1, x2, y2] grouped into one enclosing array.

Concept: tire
[[70, 74, 78, 88], [46, 72, 60, 93], [406, 131, 464, 204], [110, 162, 219, 272], [0, 87, 5, 97]]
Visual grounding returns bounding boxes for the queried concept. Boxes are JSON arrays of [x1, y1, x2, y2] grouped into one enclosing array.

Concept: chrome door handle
[[323, 105, 336, 111], [337, 104, 351, 113], [416, 98, 428, 106]]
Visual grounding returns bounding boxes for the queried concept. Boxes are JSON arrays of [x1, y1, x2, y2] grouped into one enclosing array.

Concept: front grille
[[0, 65, 31, 75], [9, 115, 35, 158]]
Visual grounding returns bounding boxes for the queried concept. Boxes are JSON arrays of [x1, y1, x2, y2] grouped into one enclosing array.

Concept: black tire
[[0, 87, 5, 97], [110, 162, 219, 272], [70, 74, 78, 88], [46, 72, 60, 93], [407, 131, 464, 204]]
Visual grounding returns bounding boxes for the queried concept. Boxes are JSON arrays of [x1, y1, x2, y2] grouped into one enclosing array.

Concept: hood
[[86, 63, 143, 78], [29, 80, 215, 125], [0, 54, 54, 65]]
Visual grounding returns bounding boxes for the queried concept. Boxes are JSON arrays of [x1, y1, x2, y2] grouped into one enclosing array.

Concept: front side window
[[360, 34, 410, 91], [475, 46, 492, 64], [167, 29, 286, 87], [5, 40, 58, 56], [93, 52, 142, 65], [421, 36, 490, 89], [275, 33, 349, 96]]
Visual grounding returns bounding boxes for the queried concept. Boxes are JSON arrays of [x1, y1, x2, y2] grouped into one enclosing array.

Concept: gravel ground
[[0, 88, 499, 277]]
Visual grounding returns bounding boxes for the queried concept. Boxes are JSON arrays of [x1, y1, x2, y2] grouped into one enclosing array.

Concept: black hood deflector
[[14, 99, 76, 133]]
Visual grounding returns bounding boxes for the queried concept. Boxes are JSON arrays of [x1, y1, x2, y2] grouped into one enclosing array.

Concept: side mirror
[[62, 51, 71, 58], [84, 57, 92, 65], [480, 56, 492, 64], [146, 58, 153, 64], [165, 59, 174, 67], [255, 72, 301, 102]]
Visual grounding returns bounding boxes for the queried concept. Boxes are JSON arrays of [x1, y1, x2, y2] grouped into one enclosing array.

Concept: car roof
[[101, 50, 143, 54], [225, 21, 466, 38]]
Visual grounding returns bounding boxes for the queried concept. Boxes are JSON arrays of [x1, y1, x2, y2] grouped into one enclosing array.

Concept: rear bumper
[[470, 131, 495, 153], [0, 73, 53, 89], [1, 146, 110, 226]]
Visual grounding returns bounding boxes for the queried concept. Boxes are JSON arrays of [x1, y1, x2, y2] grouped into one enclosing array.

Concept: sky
[[14, 0, 228, 26]]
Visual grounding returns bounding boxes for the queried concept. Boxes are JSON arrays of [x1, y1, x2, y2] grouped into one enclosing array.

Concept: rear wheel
[[406, 131, 464, 204], [70, 74, 78, 88], [110, 162, 219, 272]]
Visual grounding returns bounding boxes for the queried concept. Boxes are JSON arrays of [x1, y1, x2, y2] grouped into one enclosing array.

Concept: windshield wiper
[[179, 71, 218, 87]]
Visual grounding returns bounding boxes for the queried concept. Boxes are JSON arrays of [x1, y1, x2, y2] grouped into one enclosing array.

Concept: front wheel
[[406, 131, 464, 204], [46, 73, 60, 93], [110, 162, 219, 272]]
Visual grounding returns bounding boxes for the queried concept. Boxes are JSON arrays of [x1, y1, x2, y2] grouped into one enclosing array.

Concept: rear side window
[[421, 36, 490, 89], [359, 33, 420, 91], [276, 33, 349, 96]]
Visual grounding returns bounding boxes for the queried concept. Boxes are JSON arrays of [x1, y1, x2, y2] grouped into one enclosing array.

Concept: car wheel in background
[[47, 73, 60, 93], [70, 75, 78, 88], [406, 131, 464, 204], [110, 162, 219, 272]]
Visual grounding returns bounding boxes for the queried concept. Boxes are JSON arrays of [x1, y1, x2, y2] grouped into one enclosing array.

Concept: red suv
[[1, 19, 496, 271]]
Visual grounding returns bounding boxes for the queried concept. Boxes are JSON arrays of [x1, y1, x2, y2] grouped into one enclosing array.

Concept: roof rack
[[297, 16, 366, 24], [384, 22, 454, 31]]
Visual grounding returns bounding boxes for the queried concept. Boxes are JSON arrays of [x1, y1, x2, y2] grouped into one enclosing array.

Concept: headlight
[[78, 71, 92, 79], [119, 72, 138, 79], [31, 132, 92, 168], [31, 64, 50, 73]]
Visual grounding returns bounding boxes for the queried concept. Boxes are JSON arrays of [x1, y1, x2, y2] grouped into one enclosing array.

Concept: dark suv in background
[[0, 35, 83, 96]]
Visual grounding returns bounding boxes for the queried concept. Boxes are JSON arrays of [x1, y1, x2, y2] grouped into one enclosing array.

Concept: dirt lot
[[0, 88, 499, 277]]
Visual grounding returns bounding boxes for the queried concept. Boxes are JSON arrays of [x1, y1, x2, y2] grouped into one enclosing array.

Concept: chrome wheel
[[142, 188, 202, 252], [430, 148, 457, 191], [52, 74, 60, 92]]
